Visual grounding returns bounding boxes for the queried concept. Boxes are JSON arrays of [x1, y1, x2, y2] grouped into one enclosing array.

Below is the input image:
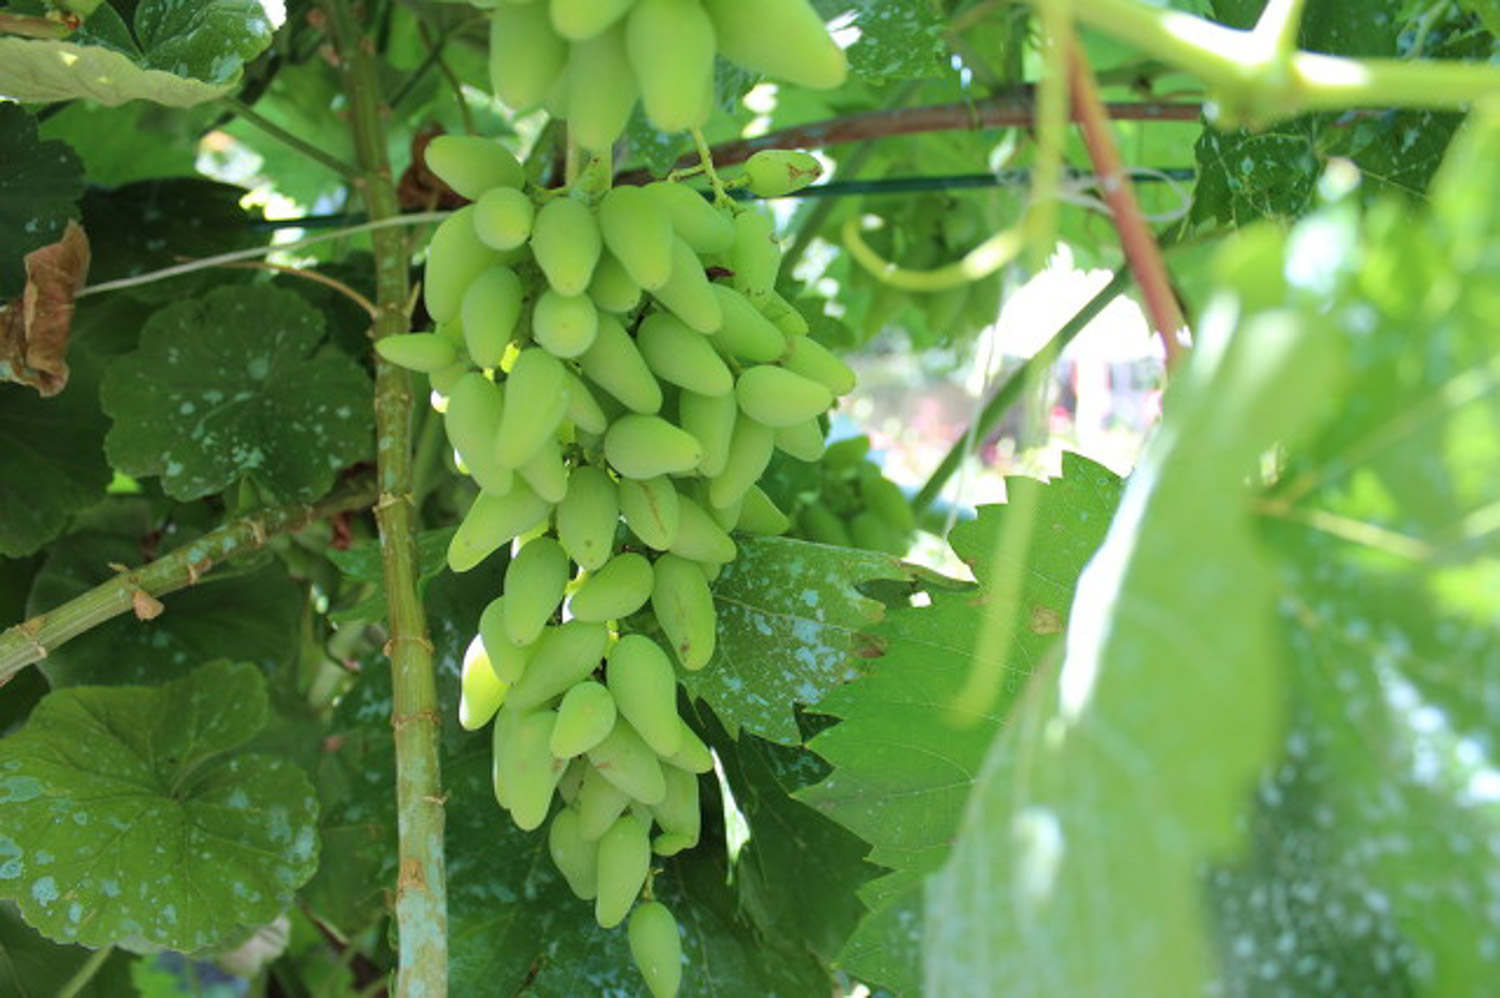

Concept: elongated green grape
[[782, 334, 856, 395], [773, 417, 826, 462], [703, 0, 848, 89], [729, 209, 779, 298], [662, 720, 714, 773], [448, 483, 551, 572], [376, 333, 458, 372], [649, 765, 700, 855], [703, 489, 741, 531], [569, 552, 654, 621], [531, 196, 602, 296], [597, 186, 673, 289], [506, 620, 611, 711], [425, 205, 502, 323], [490, 708, 519, 811], [588, 253, 642, 312], [736, 485, 790, 535], [444, 373, 512, 495], [496, 348, 570, 467], [743, 149, 822, 197], [651, 237, 722, 333], [566, 24, 639, 152], [708, 284, 786, 362], [588, 717, 668, 806], [626, 0, 714, 133], [550, 0, 632, 39], [558, 756, 588, 805], [548, 808, 600, 900], [636, 312, 732, 396], [494, 707, 567, 830], [503, 535, 569, 645], [863, 474, 915, 532], [532, 289, 599, 359], [735, 364, 833, 428], [551, 680, 618, 757], [490, 1, 568, 110], [562, 370, 608, 435], [850, 510, 907, 555], [707, 415, 774, 508], [594, 813, 651, 928], [670, 494, 737, 564], [644, 182, 734, 255], [473, 186, 535, 251], [677, 389, 737, 477], [757, 288, 810, 336], [605, 415, 704, 479], [576, 762, 631, 840], [462, 266, 524, 368], [479, 596, 533, 682], [556, 465, 618, 571], [579, 315, 663, 413], [459, 634, 508, 730], [618, 475, 680, 550], [651, 554, 716, 671], [605, 634, 682, 757], [799, 500, 851, 546], [628, 901, 683, 997], [425, 134, 524, 200], [520, 437, 568, 503]]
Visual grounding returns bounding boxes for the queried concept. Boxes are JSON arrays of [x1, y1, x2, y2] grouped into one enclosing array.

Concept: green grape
[[563, 370, 609, 435], [636, 313, 733, 396], [671, 494, 737, 564], [594, 813, 651, 928], [606, 634, 683, 757], [493, 707, 567, 830], [489, 1, 569, 110], [424, 205, 502, 323], [628, 901, 683, 997], [728, 209, 779, 299], [551, 680, 619, 757], [757, 288, 810, 337], [506, 620, 611, 712], [708, 284, 787, 362], [626, 0, 715, 133], [735, 365, 833, 428], [649, 765, 700, 855], [444, 372, 512, 495], [598, 186, 674, 290], [531, 196, 602, 296], [448, 483, 552, 572], [651, 554, 716, 671], [462, 266, 525, 368], [579, 314, 663, 413], [737, 485, 790, 535], [662, 720, 714, 773], [532, 289, 599, 359], [650, 237, 723, 333], [556, 465, 619, 571], [424, 134, 524, 200], [704, 489, 742, 531], [822, 434, 870, 469], [473, 186, 535, 251], [743, 149, 822, 198], [569, 552, 654, 622], [479, 595, 533, 682], [619, 476, 680, 550], [576, 763, 631, 840], [588, 253, 642, 312], [490, 707, 519, 811], [773, 417, 826, 462], [798, 501, 851, 547], [550, 0, 632, 39], [496, 348, 570, 467], [604, 415, 705, 479], [503, 535, 570, 645], [558, 756, 588, 805], [548, 808, 600, 900], [863, 475, 916, 533], [702, 0, 848, 89], [376, 332, 458, 373], [459, 634, 509, 731], [643, 182, 734, 255], [566, 24, 639, 152], [782, 334, 855, 396], [850, 510, 907, 556], [707, 415, 774, 509], [677, 389, 737, 477], [516, 440, 569, 509], [587, 717, 668, 805], [431, 361, 471, 397]]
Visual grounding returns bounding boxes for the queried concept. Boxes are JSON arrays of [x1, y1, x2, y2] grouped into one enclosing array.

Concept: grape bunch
[[760, 434, 917, 556], [377, 136, 853, 997], [480, 0, 847, 151]]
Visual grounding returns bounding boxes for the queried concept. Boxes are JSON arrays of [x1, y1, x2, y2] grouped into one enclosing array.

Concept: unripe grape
[[494, 708, 567, 830], [705, 491, 742, 531], [651, 237, 723, 333], [425, 134, 524, 200], [677, 389, 737, 477], [556, 465, 619, 571], [627, 0, 715, 133], [473, 186, 535, 251], [757, 289, 810, 337], [650, 765, 700, 854], [735, 365, 833, 428], [863, 475, 916, 532], [588, 253, 642, 312], [670, 494, 737, 564], [594, 814, 651, 928], [566, 24, 639, 152], [619, 476, 680, 550], [644, 182, 735, 255], [569, 553, 654, 621], [460, 634, 509, 730], [550, 0, 633, 39], [562, 370, 609, 435], [598, 186, 674, 290], [444, 372, 514, 494], [709, 285, 786, 362], [799, 501, 851, 547], [503, 535, 570, 645], [662, 720, 714, 773], [376, 333, 458, 372], [531, 196, 602, 296], [651, 554, 716, 671], [549, 808, 600, 900], [850, 510, 907, 555], [587, 717, 668, 805], [462, 266, 525, 368], [737, 485, 790, 535], [708, 416, 774, 509], [506, 620, 611, 712], [636, 313, 733, 396], [490, 2, 569, 110], [490, 708, 520, 811], [580, 315, 663, 413], [743, 149, 822, 197], [448, 483, 551, 572], [576, 763, 632, 840], [425, 206, 503, 323], [605, 415, 705, 479], [823, 434, 870, 469], [782, 334, 856, 395], [479, 596, 533, 682], [774, 418, 826, 462], [628, 901, 683, 998], [606, 634, 683, 757], [532, 289, 599, 359], [703, 0, 848, 90], [551, 680, 619, 757], [496, 348, 570, 467], [729, 209, 779, 298], [558, 756, 588, 805]]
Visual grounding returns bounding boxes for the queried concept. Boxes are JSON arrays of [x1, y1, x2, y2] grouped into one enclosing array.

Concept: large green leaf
[[0, 103, 84, 300], [0, 37, 233, 106], [101, 285, 375, 503], [133, 0, 274, 84], [811, 0, 949, 82], [0, 661, 319, 952]]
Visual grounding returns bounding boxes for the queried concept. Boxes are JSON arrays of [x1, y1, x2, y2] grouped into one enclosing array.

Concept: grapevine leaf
[[690, 536, 909, 745], [0, 661, 319, 952], [100, 285, 375, 503], [0, 37, 235, 106], [0, 103, 84, 300], [0, 903, 137, 997], [133, 0, 275, 85], [812, 0, 949, 83], [37, 99, 210, 188]]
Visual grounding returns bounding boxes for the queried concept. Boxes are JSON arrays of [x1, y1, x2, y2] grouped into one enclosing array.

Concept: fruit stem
[[690, 127, 732, 207]]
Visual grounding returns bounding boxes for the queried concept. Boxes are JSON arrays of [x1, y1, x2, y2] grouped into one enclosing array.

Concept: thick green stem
[[323, 2, 448, 996], [0, 478, 375, 683]]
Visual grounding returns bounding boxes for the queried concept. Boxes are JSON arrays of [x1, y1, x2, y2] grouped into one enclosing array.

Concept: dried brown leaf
[[0, 220, 90, 396]]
